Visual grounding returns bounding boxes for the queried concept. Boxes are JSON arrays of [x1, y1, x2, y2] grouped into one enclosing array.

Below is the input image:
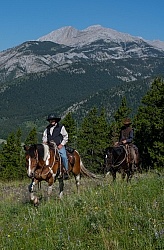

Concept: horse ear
[[24, 145, 30, 151]]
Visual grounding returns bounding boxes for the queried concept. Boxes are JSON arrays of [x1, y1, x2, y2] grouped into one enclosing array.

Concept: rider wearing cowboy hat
[[42, 113, 69, 179], [115, 118, 138, 164], [119, 117, 133, 145]]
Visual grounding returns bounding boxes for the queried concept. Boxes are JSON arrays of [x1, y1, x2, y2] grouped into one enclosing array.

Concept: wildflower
[[128, 207, 132, 211]]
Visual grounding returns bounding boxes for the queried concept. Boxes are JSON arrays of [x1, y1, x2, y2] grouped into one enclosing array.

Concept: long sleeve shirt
[[42, 124, 68, 146], [119, 126, 134, 144]]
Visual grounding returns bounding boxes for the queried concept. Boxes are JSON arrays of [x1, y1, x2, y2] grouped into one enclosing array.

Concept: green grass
[[0, 172, 163, 250]]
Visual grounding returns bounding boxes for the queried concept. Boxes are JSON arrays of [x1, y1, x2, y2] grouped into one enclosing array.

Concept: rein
[[112, 145, 127, 168], [40, 144, 61, 176]]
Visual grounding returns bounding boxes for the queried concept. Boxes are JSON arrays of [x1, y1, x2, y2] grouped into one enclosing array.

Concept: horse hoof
[[33, 197, 39, 206], [57, 174, 63, 179]]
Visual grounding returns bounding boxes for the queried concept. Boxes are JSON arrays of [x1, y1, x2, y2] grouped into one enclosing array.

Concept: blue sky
[[0, 0, 163, 52]]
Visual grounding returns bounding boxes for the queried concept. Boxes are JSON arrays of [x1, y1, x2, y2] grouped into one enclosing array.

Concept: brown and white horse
[[24, 143, 96, 205]]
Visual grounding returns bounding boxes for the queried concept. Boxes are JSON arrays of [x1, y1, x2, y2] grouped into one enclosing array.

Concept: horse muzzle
[[27, 170, 35, 178]]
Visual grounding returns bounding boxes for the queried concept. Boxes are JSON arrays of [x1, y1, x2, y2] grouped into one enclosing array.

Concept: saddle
[[65, 145, 75, 165], [46, 142, 75, 165], [113, 143, 138, 164], [125, 144, 138, 164], [113, 145, 124, 156], [65, 145, 75, 154]]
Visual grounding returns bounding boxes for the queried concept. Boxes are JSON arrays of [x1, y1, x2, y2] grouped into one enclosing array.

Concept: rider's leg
[[58, 146, 69, 179], [129, 145, 138, 171]]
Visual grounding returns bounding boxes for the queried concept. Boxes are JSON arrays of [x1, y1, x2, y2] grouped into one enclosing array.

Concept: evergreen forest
[[0, 77, 163, 180]]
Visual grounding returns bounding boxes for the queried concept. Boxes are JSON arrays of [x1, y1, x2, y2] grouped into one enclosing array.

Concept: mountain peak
[[38, 24, 141, 47], [37, 26, 79, 45]]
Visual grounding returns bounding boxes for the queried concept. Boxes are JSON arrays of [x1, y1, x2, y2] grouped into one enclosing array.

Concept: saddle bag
[[65, 145, 75, 154]]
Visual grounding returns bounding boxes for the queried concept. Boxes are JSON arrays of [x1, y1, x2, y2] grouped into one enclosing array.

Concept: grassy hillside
[[0, 172, 163, 250]]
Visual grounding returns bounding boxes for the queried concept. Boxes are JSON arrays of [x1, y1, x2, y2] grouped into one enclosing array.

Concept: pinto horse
[[24, 143, 96, 205], [103, 144, 141, 182]]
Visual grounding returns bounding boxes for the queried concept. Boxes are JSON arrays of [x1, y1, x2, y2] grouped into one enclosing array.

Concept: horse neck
[[50, 148, 59, 161], [113, 147, 126, 165], [37, 157, 45, 166]]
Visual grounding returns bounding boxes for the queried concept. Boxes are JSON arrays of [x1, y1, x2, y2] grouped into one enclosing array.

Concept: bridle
[[106, 145, 127, 168]]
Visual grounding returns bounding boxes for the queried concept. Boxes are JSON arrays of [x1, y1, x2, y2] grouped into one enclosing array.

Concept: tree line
[[0, 78, 163, 180]]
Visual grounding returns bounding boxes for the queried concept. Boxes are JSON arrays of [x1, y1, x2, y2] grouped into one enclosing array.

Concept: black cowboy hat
[[123, 117, 132, 125], [46, 113, 61, 122]]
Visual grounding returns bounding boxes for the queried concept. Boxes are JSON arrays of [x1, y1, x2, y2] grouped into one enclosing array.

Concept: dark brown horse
[[24, 143, 96, 205], [103, 144, 141, 182]]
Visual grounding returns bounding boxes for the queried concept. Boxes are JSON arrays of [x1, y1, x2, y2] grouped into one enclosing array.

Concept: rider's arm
[[42, 129, 48, 144], [126, 129, 134, 143], [60, 126, 68, 146]]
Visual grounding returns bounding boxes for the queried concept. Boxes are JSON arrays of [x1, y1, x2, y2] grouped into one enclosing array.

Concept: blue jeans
[[58, 146, 68, 171]]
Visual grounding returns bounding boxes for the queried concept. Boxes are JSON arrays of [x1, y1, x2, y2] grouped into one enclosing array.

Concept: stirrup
[[63, 171, 69, 180], [58, 172, 63, 179]]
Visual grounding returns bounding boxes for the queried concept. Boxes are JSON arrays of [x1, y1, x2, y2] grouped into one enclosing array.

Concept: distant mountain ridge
[[37, 25, 164, 50], [0, 25, 164, 83], [0, 25, 163, 139], [37, 25, 142, 47]]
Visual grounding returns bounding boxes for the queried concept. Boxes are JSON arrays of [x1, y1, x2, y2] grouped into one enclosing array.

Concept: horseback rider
[[42, 113, 69, 179], [115, 118, 138, 165]]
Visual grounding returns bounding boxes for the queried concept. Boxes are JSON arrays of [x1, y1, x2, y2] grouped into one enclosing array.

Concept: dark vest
[[120, 126, 133, 141], [46, 124, 63, 146]]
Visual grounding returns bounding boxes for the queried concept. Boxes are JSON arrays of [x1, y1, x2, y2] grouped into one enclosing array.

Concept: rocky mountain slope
[[0, 25, 163, 139], [0, 25, 164, 83]]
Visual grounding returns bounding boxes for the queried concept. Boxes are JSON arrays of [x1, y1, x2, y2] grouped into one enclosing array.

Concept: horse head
[[24, 144, 39, 178], [104, 147, 114, 175]]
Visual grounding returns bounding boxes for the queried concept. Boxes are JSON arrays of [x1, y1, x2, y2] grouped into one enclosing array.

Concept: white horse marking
[[27, 157, 32, 176]]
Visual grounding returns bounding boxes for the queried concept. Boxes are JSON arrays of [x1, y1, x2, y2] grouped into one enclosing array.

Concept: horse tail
[[80, 159, 99, 179]]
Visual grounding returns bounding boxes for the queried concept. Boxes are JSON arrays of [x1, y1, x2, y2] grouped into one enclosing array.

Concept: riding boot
[[63, 170, 69, 180]]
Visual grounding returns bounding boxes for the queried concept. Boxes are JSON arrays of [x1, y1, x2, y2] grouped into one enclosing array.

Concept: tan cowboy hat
[[123, 117, 132, 125]]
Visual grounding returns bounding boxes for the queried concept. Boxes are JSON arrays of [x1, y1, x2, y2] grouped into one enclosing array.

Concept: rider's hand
[[122, 140, 127, 144], [58, 144, 63, 149]]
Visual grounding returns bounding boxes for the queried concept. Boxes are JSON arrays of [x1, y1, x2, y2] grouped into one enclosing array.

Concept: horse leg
[[120, 169, 126, 181], [126, 171, 130, 182], [111, 169, 116, 182], [126, 165, 133, 183], [47, 176, 55, 201], [28, 178, 39, 206], [58, 178, 64, 199], [74, 173, 81, 193], [47, 184, 53, 201], [138, 161, 142, 174]]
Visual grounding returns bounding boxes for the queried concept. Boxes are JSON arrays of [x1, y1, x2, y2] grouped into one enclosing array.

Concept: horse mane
[[35, 144, 45, 160]]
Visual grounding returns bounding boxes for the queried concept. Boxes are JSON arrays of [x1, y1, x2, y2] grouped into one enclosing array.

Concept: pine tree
[[134, 78, 164, 169], [24, 127, 38, 145], [95, 108, 110, 171], [61, 112, 77, 148], [109, 97, 131, 145], [77, 107, 109, 172], [0, 129, 26, 180]]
